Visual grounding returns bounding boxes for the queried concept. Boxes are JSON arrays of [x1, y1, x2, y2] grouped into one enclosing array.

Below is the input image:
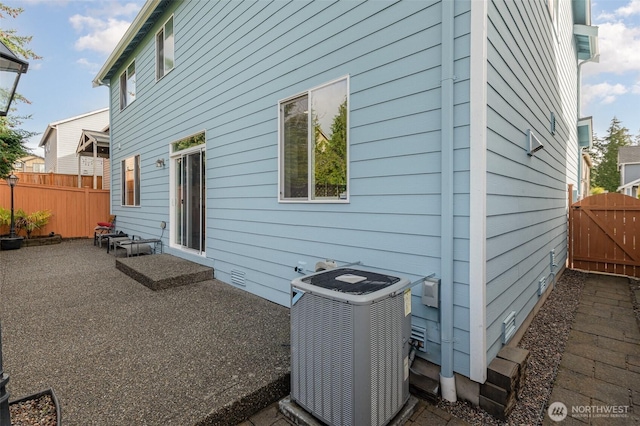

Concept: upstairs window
[[120, 60, 136, 110], [156, 16, 175, 80], [121, 155, 140, 206], [279, 76, 349, 202]]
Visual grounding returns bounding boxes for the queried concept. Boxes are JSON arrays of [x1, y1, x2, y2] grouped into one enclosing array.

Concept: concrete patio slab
[[0, 240, 290, 425], [116, 253, 214, 291]]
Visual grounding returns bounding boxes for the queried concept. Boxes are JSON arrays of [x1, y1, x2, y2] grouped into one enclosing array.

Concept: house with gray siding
[[94, 0, 598, 404], [618, 146, 640, 197], [38, 108, 109, 178]]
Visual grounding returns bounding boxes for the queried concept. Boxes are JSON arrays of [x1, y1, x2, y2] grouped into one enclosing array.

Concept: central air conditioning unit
[[290, 267, 411, 426]]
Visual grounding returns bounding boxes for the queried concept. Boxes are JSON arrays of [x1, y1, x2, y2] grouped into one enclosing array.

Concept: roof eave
[[38, 124, 55, 147], [573, 0, 592, 26], [574, 24, 599, 61], [92, 0, 160, 87]]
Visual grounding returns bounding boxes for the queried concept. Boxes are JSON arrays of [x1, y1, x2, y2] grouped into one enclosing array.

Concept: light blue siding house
[[94, 0, 598, 402], [618, 146, 640, 197]]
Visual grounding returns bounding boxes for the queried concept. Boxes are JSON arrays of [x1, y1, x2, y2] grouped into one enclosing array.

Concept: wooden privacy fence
[[569, 188, 640, 277], [13, 172, 103, 189], [0, 183, 110, 238]]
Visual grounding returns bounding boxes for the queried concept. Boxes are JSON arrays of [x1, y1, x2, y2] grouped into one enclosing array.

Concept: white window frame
[[169, 131, 207, 256], [119, 60, 136, 110], [278, 75, 350, 203], [121, 155, 141, 207], [156, 15, 175, 80]]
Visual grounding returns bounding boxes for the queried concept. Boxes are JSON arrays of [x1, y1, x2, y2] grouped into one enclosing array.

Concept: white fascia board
[[469, 0, 488, 384], [93, 0, 159, 87]]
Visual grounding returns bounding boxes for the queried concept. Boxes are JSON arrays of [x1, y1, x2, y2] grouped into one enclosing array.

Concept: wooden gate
[[569, 188, 640, 277]]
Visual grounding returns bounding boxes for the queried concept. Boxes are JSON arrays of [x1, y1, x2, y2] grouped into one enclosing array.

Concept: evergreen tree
[[314, 99, 347, 194], [590, 117, 633, 192]]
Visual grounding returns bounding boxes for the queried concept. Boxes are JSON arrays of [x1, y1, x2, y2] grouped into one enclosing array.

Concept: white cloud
[[73, 17, 133, 55], [70, 2, 142, 56], [582, 82, 628, 108], [583, 21, 640, 77], [76, 57, 102, 74], [615, 0, 640, 17]]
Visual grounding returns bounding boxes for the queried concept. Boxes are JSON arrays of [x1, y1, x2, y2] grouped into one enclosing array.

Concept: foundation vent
[[538, 276, 548, 296], [411, 324, 428, 353], [502, 311, 516, 344], [231, 270, 246, 287]]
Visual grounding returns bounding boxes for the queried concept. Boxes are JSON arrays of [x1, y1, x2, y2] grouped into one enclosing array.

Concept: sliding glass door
[[172, 133, 206, 254]]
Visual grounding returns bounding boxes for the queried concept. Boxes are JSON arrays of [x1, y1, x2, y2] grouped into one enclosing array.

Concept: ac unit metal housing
[[290, 267, 411, 426]]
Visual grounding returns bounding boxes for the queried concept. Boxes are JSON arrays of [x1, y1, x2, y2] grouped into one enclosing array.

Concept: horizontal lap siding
[[203, 1, 444, 304], [485, 0, 578, 362], [56, 111, 109, 176], [109, 0, 477, 376], [109, 3, 438, 285]]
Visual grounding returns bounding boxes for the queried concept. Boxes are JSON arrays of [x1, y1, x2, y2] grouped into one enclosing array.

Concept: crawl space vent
[[231, 270, 246, 286], [411, 324, 428, 353], [502, 311, 516, 344]]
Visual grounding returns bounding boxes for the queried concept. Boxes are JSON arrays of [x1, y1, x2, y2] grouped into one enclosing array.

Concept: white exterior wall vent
[[502, 311, 517, 344], [527, 129, 544, 156]]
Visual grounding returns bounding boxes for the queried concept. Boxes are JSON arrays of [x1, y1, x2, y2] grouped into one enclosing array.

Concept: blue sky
[[2, 0, 640, 153]]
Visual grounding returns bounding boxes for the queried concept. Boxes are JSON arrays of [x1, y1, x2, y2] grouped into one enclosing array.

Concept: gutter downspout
[[440, 0, 457, 403], [575, 54, 599, 199]]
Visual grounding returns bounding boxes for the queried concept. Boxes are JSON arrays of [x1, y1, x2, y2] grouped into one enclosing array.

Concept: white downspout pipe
[[576, 54, 599, 199], [440, 0, 457, 403]]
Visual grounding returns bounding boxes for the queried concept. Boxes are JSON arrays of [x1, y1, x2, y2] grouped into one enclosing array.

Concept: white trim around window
[[278, 75, 350, 203], [156, 15, 175, 80], [119, 60, 136, 110], [121, 155, 141, 206]]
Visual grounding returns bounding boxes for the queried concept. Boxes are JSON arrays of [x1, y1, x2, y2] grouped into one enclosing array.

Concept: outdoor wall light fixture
[[156, 158, 165, 168], [0, 40, 29, 116]]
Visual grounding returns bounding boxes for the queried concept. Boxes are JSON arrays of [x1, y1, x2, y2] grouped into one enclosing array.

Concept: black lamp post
[[0, 321, 9, 426], [6, 174, 18, 238], [0, 40, 28, 425]]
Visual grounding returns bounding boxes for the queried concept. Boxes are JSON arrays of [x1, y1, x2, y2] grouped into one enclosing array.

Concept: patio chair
[[94, 215, 116, 246]]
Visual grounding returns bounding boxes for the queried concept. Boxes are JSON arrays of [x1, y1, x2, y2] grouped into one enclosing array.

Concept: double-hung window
[[119, 60, 136, 110], [122, 155, 140, 206], [156, 16, 175, 80], [279, 76, 349, 202]]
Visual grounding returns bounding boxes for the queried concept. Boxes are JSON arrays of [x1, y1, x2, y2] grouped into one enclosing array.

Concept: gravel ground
[[437, 269, 588, 426], [8, 393, 57, 426], [8, 270, 639, 426]]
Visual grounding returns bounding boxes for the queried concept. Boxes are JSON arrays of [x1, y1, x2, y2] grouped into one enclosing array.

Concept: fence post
[[85, 187, 91, 238], [568, 184, 574, 269]]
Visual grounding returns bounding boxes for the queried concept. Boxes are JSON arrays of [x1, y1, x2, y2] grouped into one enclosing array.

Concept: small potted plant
[[16, 209, 52, 239], [0, 207, 23, 250]]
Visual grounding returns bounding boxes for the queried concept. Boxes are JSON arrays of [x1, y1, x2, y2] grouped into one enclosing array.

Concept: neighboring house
[[94, 0, 598, 403], [38, 108, 109, 176], [617, 146, 640, 197], [13, 154, 45, 173], [76, 125, 111, 189]]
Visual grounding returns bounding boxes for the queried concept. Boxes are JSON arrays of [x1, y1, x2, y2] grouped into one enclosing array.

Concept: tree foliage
[[589, 117, 634, 193], [314, 99, 347, 188], [0, 2, 41, 177], [0, 128, 29, 178]]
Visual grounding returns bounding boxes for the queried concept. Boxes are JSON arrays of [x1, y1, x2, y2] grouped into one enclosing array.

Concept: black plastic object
[[9, 388, 61, 425], [300, 267, 401, 295]]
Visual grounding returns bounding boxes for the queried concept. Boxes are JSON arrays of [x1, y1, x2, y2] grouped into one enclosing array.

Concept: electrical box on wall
[[422, 277, 440, 308]]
